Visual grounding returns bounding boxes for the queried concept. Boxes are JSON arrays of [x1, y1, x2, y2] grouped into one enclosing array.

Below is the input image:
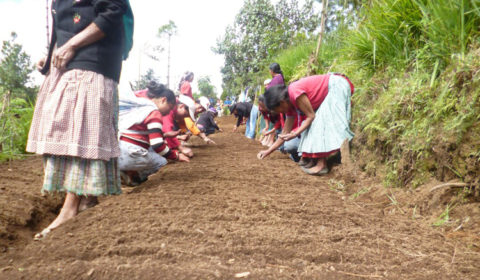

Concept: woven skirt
[[42, 155, 121, 196], [298, 75, 354, 156]]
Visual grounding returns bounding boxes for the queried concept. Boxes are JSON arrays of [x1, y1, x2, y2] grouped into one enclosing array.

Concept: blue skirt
[[298, 75, 354, 154]]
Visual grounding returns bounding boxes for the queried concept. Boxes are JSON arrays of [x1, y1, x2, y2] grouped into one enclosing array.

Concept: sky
[[0, 0, 245, 96]]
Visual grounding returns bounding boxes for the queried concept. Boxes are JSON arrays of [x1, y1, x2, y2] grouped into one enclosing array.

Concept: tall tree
[[0, 32, 35, 100], [131, 68, 159, 91], [157, 20, 178, 88], [197, 76, 217, 100], [214, 0, 321, 95]]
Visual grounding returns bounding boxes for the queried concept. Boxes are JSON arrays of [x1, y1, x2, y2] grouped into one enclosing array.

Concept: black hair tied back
[[147, 81, 176, 104], [264, 84, 288, 111]]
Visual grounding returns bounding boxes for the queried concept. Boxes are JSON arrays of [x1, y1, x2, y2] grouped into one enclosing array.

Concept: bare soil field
[[0, 116, 479, 279]]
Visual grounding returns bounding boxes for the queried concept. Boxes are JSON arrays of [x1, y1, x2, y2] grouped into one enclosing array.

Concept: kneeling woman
[[264, 74, 354, 175], [118, 82, 188, 185]]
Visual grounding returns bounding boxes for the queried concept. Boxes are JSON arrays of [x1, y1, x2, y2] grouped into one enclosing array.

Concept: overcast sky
[[0, 0, 245, 96]]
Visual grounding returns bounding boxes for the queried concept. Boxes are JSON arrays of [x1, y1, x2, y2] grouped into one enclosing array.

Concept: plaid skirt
[[42, 155, 121, 196], [26, 68, 120, 161]]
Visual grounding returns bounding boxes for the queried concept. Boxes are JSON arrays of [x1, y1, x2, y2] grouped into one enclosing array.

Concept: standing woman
[[178, 71, 194, 99], [27, 0, 129, 240], [263, 74, 354, 175]]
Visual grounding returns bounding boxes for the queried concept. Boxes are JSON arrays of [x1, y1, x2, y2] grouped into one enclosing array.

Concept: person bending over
[[262, 74, 354, 175], [118, 82, 189, 186], [197, 107, 223, 135]]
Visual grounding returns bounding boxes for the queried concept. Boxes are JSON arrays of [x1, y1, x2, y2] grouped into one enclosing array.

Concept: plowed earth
[[0, 116, 479, 279]]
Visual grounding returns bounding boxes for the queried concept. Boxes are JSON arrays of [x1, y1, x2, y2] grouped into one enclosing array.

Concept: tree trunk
[[314, 0, 329, 60]]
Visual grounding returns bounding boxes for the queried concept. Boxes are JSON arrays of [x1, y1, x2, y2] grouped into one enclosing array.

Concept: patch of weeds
[[349, 187, 370, 200], [433, 203, 455, 227], [328, 179, 346, 192]]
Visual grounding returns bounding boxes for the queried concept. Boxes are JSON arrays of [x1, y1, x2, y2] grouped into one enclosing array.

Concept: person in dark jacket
[[27, 0, 130, 240], [197, 107, 222, 135]]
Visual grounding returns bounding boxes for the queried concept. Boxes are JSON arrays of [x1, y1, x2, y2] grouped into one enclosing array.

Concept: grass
[[433, 203, 455, 227]]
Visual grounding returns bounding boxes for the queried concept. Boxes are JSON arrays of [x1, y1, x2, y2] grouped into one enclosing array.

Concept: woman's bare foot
[[34, 192, 80, 240], [78, 196, 98, 212], [305, 158, 328, 174]]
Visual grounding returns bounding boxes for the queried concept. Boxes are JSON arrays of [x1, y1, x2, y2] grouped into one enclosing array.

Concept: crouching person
[[118, 82, 188, 186]]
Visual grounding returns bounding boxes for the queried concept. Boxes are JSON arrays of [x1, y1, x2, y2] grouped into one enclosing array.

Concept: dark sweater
[[234, 102, 253, 127], [197, 111, 219, 132], [42, 0, 127, 82]]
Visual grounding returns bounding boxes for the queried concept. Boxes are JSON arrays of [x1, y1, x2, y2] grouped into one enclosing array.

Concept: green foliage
[[214, 0, 321, 95], [197, 76, 217, 100], [346, 0, 480, 72], [262, 0, 480, 188], [0, 32, 36, 161], [0, 96, 34, 161], [0, 32, 35, 101], [131, 68, 159, 91]]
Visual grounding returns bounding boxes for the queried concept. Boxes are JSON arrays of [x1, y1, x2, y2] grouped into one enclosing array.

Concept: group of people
[[231, 62, 355, 176], [118, 76, 221, 186], [25, 0, 222, 240]]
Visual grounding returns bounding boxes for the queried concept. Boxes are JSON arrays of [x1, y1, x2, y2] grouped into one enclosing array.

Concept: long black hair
[[263, 84, 289, 111], [269, 62, 285, 82], [146, 81, 176, 104]]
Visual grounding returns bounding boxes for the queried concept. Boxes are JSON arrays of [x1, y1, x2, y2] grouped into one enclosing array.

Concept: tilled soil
[[0, 116, 479, 279]]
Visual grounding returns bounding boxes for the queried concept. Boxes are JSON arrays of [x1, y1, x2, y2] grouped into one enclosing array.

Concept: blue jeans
[[245, 105, 258, 139], [283, 137, 301, 162]]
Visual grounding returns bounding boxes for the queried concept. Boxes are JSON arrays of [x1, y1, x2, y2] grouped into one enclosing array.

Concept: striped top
[[120, 109, 178, 160]]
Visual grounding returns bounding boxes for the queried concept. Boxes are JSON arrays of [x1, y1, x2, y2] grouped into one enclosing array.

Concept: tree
[[197, 76, 217, 100], [0, 32, 35, 158], [0, 32, 35, 101], [214, 0, 321, 95], [157, 20, 178, 88], [131, 68, 159, 91]]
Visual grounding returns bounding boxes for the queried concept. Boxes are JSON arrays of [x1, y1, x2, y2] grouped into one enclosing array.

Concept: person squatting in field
[[261, 73, 355, 176], [27, 0, 133, 240], [118, 82, 190, 186], [196, 107, 223, 135]]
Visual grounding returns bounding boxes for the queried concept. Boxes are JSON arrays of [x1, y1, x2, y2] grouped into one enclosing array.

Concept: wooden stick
[[430, 182, 472, 192], [315, 0, 329, 59], [336, 270, 383, 278]]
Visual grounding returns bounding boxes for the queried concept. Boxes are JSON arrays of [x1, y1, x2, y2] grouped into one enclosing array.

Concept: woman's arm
[[52, 23, 105, 69], [257, 117, 294, 159], [279, 94, 315, 141]]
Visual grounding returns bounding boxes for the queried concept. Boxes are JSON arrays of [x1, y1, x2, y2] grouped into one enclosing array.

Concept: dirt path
[[0, 116, 479, 279]]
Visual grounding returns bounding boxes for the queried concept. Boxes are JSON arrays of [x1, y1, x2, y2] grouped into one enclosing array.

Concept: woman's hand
[[179, 146, 193, 157], [279, 132, 297, 141], [177, 134, 190, 141], [262, 127, 268, 135], [52, 43, 76, 69], [257, 150, 269, 160], [204, 137, 216, 145], [178, 153, 190, 162], [232, 125, 238, 132], [164, 130, 181, 138], [36, 57, 47, 72]]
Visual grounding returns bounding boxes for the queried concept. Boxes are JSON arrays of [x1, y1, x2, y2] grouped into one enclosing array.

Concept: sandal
[[303, 158, 318, 169], [298, 157, 310, 167], [301, 166, 329, 176], [33, 228, 51, 241]]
